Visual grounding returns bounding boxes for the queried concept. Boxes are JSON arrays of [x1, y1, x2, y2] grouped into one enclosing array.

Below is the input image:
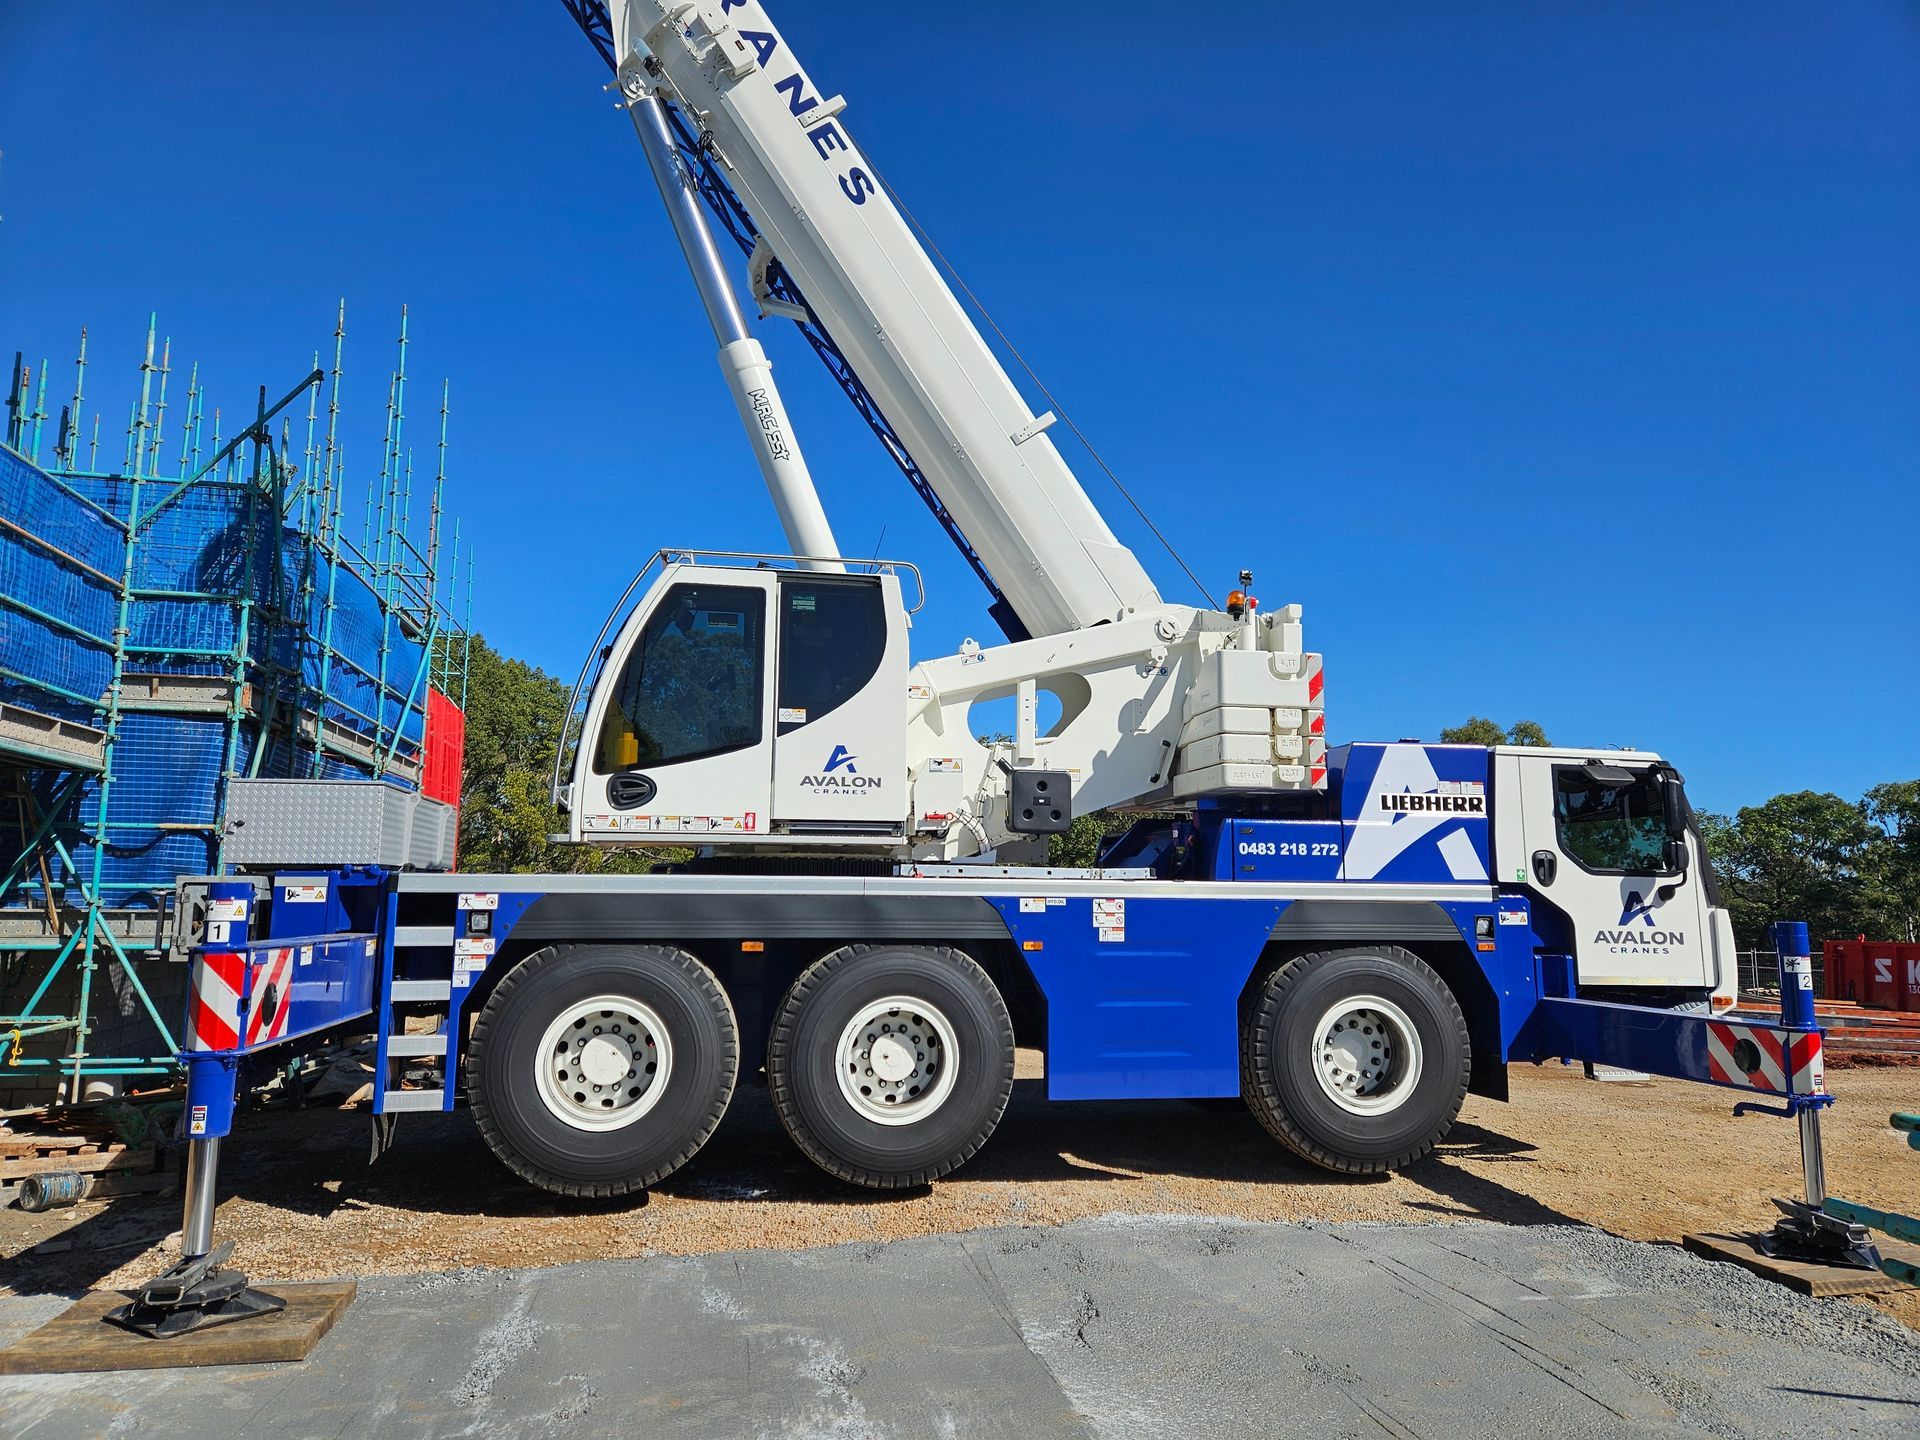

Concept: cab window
[[1552, 766, 1669, 873], [595, 584, 765, 772], [776, 577, 886, 730]]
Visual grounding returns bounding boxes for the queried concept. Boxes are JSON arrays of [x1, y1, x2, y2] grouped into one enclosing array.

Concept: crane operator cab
[[570, 558, 912, 846]]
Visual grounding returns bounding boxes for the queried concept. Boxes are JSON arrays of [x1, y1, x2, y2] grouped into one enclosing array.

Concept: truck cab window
[[777, 577, 886, 728], [595, 584, 765, 772], [1552, 766, 1669, 873]]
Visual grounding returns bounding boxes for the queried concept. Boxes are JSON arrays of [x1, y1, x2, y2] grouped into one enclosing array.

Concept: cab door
[[1512, 754, 1714, 988], [575, 571, 777, 840], [770, 572, 908, 835]]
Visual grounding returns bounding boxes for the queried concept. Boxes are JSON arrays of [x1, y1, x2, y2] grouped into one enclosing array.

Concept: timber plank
[[1684, 1230, 1920, 1297], [0, 1280, 355, 1373]]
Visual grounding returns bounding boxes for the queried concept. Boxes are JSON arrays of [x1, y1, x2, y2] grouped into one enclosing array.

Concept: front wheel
[[1242, 945, 1469, 1174], [468, 944, 739, 1197], [767, 944, 1015, 1189]]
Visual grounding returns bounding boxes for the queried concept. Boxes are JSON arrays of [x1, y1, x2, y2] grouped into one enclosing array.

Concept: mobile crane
[[114, 0, 1852, 1338]]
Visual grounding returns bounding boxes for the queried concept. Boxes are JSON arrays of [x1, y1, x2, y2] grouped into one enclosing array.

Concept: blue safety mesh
[[3, 445, 437, 903], [0, 445, 120, 724]]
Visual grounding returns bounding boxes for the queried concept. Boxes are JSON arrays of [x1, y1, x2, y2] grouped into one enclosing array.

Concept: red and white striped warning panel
[[1305, 656, 1326, 786], [244, 947, 295, 1047], [1707, 1021, 1824, 1095], [187, 950, 246, 1052], [187, 947, 297, 1052]]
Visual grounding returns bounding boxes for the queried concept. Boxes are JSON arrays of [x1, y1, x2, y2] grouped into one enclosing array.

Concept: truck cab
[[1492, 746, 1736, 1008]]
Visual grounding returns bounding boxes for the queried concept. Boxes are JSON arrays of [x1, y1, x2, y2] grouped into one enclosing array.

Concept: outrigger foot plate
[[1758, 1197, 1885, 1273], [106, 1241, 287, 1339]]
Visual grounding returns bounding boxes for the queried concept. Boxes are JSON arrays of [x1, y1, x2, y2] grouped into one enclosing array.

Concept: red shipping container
[[424, 687, 466, 810], [1823, 939, 1920, 1013]]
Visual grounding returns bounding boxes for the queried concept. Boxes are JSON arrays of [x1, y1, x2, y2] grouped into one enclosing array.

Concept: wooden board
[[0, 1138, 159, 1180], [0, 1281, 355, 1374], [1684, 1231, 1920, 1297]]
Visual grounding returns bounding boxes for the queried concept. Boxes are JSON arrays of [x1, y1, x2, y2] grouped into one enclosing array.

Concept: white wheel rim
[[1310, 995, 1422, 1117], [535, 995, 673, 1132], [834, 995, 959, 1127]]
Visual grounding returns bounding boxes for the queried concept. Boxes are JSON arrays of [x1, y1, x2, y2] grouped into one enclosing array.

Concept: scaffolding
[[0, 306, 472, 1102]]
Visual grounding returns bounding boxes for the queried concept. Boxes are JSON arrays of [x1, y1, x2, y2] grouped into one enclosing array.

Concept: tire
[[767, 944, 1014, 1189], [468, 944, 738, 1198], [1242, 945, 1469, 1174]]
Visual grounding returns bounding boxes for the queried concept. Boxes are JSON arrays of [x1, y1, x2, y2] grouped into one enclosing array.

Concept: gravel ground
[[2, 1217, 1916, 1438], [3, 1058, 1916, 1330]]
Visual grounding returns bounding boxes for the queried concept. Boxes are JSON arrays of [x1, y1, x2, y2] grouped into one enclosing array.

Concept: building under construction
[[0, 306, 470, 1104]]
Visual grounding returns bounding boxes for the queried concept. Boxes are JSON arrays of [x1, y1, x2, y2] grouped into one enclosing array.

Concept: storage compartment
[[224, 779, 457, 870]]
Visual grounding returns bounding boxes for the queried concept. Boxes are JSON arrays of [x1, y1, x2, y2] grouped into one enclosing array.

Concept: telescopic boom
[[613, 0, 1162, 640]]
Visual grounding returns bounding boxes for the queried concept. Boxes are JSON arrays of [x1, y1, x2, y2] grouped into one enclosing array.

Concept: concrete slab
[[0, 1220, 1915, 1438], [0, 1281, 355, 1375]]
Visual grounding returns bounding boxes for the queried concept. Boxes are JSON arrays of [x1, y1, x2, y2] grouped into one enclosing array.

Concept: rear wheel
[[767, 944, 1014, 1189], [469, 944, 738, 1197], [1242, 945, 1469, 1174]]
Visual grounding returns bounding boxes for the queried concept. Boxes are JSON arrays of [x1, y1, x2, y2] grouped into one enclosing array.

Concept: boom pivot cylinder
[[623, 77, 842, 569], [623, 87, 750, 349]]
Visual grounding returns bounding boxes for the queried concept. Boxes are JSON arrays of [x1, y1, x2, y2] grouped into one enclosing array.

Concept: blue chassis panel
[[421, 886, 1541, 1105], [176, 874, 1820, 1122], [986, 893, 1540, 1099]]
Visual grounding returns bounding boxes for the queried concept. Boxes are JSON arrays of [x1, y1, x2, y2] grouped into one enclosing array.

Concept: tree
[[1506, 719, 1551, 748], [1707, 790, 1888, 945], [1439, 717, 1551, 747], [1864, 780, 1920, 942], [1439, 716, 1505, 747]]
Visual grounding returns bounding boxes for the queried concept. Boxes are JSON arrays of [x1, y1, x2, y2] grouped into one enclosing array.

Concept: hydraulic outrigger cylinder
[[108, 881, 287, 1338], [1738, 921, 1883, 1272]]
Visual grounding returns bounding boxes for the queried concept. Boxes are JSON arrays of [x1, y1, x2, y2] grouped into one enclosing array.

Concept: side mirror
[[1663, 835, 1690, 875], [1653, 764, 1688, 836]]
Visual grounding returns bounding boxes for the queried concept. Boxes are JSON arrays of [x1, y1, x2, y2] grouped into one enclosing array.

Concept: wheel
[[767, 944, 1015, 1189], [1241, 945, 1469, 1174], [468, 944, 738, 1197]]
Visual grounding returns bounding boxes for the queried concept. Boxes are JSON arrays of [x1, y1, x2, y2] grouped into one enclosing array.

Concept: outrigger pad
[[1757, 1197, 1885, 1273], [104, 1241, 289, 1339]]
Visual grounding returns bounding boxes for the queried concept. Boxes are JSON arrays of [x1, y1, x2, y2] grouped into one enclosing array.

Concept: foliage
[[455, 634, 686, 875], [1865, 781, 1920, 941], [1700, 785, 1920, 946], [1505, 719, 1551, 748], [1439, 716, 1551, 746], [1049, 811, 1121, 867]]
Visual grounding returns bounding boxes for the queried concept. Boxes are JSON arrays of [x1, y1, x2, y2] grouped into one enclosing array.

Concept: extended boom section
[[614, 0, 1159, 642]]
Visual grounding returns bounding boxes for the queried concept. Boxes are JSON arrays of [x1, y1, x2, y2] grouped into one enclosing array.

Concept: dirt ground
[[5, 1057, 1917, 1329]]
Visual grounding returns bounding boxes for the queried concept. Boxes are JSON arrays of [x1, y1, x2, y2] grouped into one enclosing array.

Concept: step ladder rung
[[387, 1033, 448, 1058], [390, 979, 452, 1002], [379, 1090, 443, 1113], [395, 925, 454, 948]]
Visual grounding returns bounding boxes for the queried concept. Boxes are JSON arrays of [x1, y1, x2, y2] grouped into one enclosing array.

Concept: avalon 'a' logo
[[824, 745, 858, 774], [1619, 891, 1657, 927]]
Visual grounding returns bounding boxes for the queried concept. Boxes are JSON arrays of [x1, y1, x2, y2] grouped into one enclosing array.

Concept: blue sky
[[2, 2, 1915, 815]]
